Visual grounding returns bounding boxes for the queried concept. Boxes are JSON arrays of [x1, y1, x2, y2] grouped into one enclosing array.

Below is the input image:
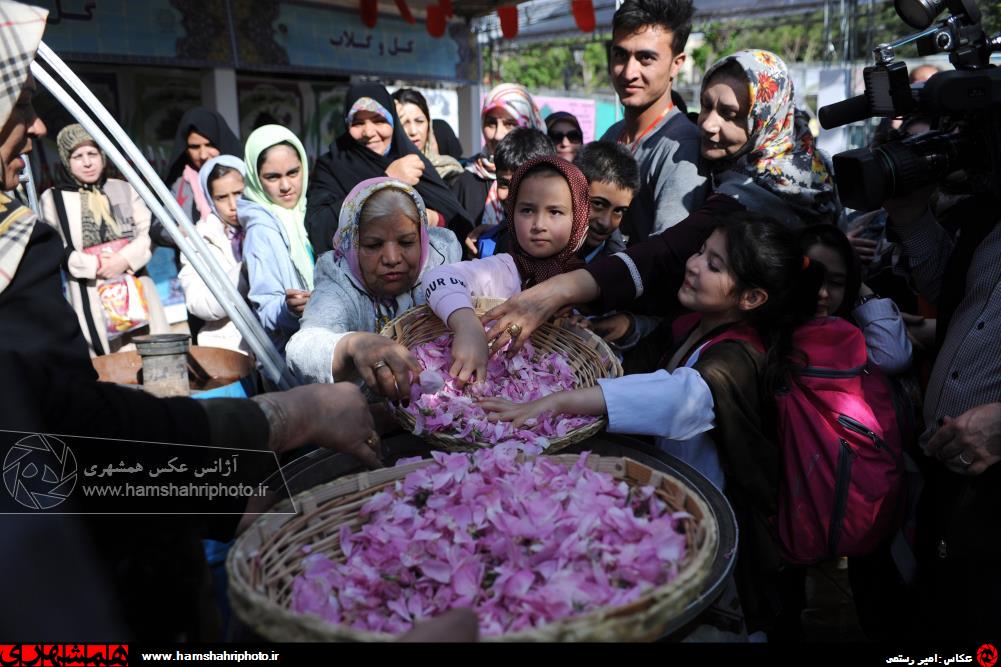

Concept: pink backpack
[[678, 315, 906, 564], [769, 317, 906, 563]]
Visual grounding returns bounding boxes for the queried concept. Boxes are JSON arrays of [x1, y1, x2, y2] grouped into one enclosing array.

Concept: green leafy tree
[[482, 1, 1000, 91], [485, 37, 611, 93]]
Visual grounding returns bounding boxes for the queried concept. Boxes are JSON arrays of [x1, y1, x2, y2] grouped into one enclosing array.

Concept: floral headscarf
[[346, 97, 396, 157], [347, 97, 395, 127], [481, 83, 544, 131], [703, 49, 836, 222], [505, 155, 591, 287], [332, 177, 431, 295]]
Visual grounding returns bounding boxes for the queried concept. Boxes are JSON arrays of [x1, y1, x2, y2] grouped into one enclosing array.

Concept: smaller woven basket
[[379, 297, 623, 453], [227, 453, 719, 642]]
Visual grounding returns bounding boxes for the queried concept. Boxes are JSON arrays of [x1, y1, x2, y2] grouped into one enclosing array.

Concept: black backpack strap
[[52, 190, 107, 356]]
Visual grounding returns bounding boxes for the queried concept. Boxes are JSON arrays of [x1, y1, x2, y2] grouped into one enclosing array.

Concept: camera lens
[[894, 0, 946, 29]]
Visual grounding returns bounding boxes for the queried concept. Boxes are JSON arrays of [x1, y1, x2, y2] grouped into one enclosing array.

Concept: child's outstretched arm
[[479, 386, 607, 428], [424, 254, 522, 386], [423, 254, 522, 321], [481, 369, 715, 440]]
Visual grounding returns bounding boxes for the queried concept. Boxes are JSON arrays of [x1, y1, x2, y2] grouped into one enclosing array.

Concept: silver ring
[[372, 360, 388, 372], [506, 323, 523, 338], [958, 451, 973, 466]]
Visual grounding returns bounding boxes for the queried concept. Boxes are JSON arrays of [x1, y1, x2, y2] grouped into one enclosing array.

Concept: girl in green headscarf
[[239, 124, 315, 352]]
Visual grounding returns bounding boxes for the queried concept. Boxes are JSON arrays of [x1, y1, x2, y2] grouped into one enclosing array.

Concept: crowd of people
[[0, 0, 997, 645]]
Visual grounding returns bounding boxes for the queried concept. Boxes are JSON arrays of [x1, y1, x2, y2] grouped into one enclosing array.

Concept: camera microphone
[[818, 94, 872, 130]]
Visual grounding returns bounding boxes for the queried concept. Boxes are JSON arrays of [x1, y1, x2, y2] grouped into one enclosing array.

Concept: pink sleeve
[[423, 254, 522, 325]]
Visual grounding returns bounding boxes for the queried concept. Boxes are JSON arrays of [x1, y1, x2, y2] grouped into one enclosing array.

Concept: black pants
[[914, 463, 1001, 641]]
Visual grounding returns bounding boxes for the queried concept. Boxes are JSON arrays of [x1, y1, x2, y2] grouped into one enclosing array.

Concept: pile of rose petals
[[401, 334, 597, 450], [291, 449, 689, 637]]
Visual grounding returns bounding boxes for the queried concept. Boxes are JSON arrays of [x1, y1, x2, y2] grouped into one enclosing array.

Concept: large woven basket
[[228, 453, 719, 642], [379, 297, 623, 453]]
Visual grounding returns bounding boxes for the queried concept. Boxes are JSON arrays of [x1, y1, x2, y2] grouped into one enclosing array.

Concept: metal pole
[[30, 52, 297, 390], [17, 152, 39, 215]]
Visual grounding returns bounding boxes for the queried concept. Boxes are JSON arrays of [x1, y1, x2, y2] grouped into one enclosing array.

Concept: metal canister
[[134, 333, 191, 397]]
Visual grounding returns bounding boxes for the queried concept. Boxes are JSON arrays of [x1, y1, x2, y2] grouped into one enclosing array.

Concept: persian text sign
[[251, 3, 475, 82]]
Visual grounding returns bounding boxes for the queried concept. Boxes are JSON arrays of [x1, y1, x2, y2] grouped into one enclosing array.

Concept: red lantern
[[572, 0, 596, 33], [498, 5, 519, 39], [426, 4, 446, 38], [359, 0, 377, 28], [394, 0, 415, 24], [440, 0, 453, 18]]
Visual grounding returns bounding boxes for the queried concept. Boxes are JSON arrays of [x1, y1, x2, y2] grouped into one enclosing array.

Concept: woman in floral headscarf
[[286, 177, 461, 397], [452, 83, 545, 230], [698, 49, 838, 226]]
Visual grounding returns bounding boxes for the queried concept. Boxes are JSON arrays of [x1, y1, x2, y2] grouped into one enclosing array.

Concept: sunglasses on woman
[[548, 129, 583, 144]]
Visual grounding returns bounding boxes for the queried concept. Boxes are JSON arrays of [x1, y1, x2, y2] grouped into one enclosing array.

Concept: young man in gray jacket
[[600, 0, 707, 243]]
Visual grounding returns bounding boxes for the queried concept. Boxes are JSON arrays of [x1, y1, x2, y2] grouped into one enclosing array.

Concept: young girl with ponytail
[[481, 210, 822, 637]]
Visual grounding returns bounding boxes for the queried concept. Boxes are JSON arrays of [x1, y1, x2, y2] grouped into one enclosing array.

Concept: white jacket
[[40, 180, 168, 356], [178, 214, 249, 354]]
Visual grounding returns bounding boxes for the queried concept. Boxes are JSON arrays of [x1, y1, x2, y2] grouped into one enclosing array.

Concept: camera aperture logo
[[3, 434, 78, 510], [978, 644, 998, 667]]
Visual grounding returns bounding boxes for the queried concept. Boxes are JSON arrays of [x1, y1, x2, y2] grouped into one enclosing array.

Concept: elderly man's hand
[[253, 383, 381, 468], [926, 403, 1001, 476]]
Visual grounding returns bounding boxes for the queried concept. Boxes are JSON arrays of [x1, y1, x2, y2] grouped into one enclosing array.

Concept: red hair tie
[[802, 255, 811, 270]]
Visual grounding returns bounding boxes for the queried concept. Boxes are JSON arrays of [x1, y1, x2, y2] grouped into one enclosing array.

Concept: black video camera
[[818, 0, 1001, 211]]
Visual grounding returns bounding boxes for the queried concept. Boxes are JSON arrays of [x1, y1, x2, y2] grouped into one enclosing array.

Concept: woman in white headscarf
[[177, 154, 250, 353]]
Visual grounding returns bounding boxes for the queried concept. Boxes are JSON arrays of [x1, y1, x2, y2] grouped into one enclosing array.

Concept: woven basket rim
[[379, 297, 623, 453], [227, 452, 719, 642]]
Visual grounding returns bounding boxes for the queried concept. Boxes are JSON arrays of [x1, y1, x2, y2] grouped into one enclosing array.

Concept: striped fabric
[[0, 193, 38, 295], [897, 211, 1001, 447], [0, 1, 47, 295], [0, 1, 47, 129]]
